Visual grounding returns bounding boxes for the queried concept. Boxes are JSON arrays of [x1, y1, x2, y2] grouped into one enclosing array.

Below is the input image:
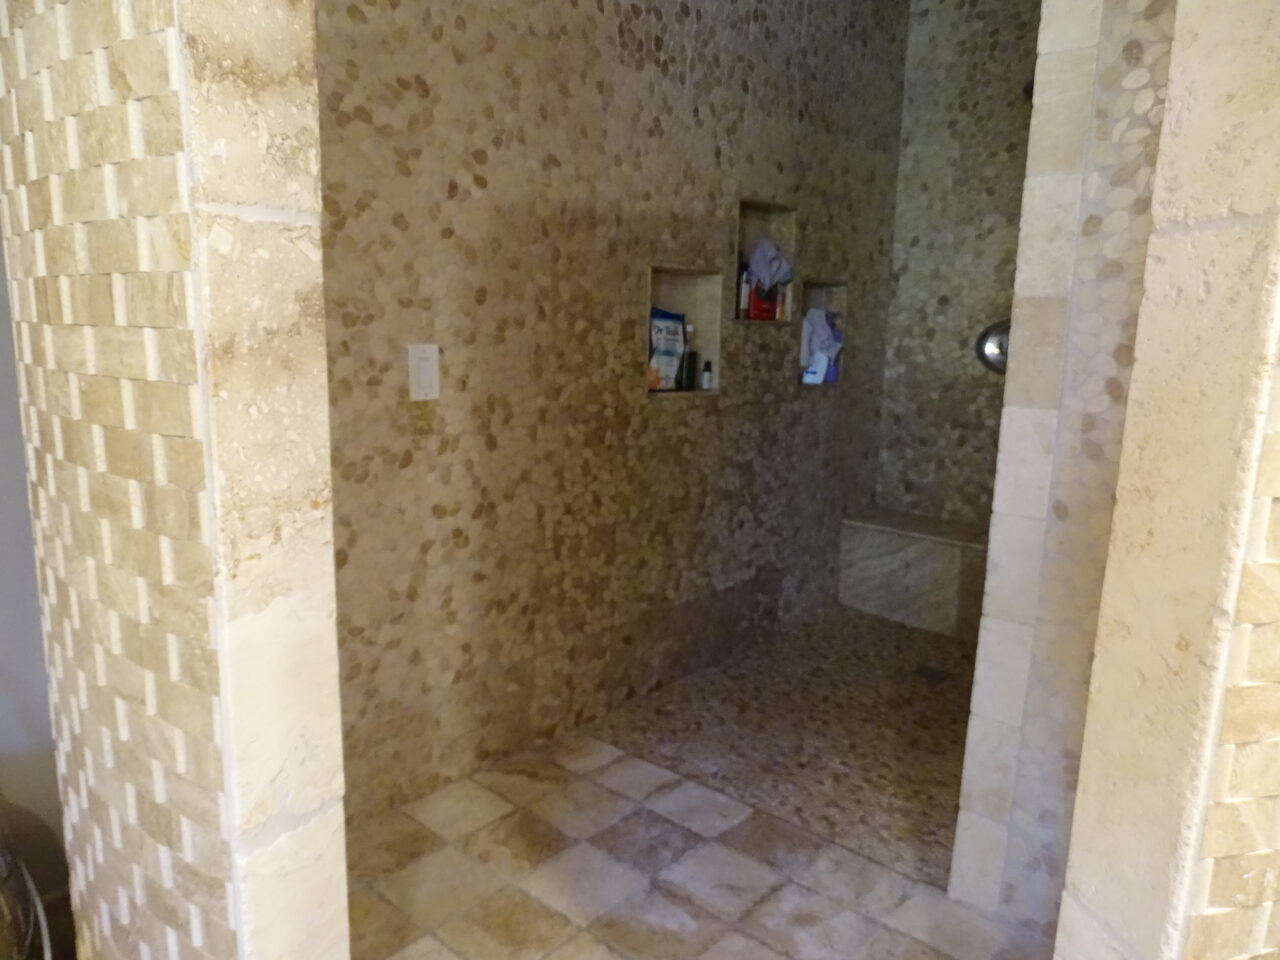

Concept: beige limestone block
[[1060, 216, 1280, 955], [948, 812, 1007, 913], [1015, 174, 1084, 298], [958, 713, 1021, 823], [1184, 903, 1267, 960], [992, 407, 1058, 520], [1026, 49, 1097, 176], [969, 617, 1034, 727], [983, 512, 1047, 625], [1152, 0, 1280, 224], [236, 802, 350, 960], [1220, 683, 1280, 745], [1201, 799, 1279, 860], [1245, 623, 1280, 683], [1052, 893, 1130, 960], [1238, 563, 1280, 626], [179, 0, 322, 211], [1255, 435, 1280, 498], [1037, 0, 1103, 55], [1207, 850, 1280, 909]]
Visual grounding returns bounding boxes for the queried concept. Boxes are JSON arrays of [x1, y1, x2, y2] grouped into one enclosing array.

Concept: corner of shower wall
[[0, 0, 349, 955], [1056, 1, 1280, 956], [950, 0, 1177, 940]]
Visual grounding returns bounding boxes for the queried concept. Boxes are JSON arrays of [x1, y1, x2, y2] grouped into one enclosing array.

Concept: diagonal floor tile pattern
[[352, 731, 1045, 960]]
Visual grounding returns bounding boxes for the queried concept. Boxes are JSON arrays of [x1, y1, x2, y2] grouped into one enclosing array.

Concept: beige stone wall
[[0, 2, 228, 954], [0, 0, 348, 956], [318, 0, 911, 817], [952, 0, 1175, 936], [1052, 1, 1280, 958]]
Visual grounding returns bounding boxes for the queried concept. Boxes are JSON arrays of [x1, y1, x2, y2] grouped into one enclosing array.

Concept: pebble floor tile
[[351, 612, 1047, 960]]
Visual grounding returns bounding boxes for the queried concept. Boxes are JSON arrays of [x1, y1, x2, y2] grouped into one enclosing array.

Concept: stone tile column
[[0, 0, 348, 956], [1054, 1, 1280, 957]]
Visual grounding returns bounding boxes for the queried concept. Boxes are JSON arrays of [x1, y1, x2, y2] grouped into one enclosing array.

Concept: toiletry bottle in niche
[[738, 263, 751, 319], [701, 361, 714, 391], [683, 350, 700, 392]]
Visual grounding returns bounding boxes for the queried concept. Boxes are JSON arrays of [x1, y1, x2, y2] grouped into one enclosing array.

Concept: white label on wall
[[408, 344, 440, 401]]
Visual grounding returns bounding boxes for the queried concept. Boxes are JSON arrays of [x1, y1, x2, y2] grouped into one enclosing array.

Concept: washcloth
[[747, 238, 793, 290], [800, 308, 843, 368]]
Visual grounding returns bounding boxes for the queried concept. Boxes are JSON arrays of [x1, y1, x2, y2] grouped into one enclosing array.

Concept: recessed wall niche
[[737, 201, 798, 323], [648, 267, 724, 395], [799, 282, 850, 388], [803, 281, 849, 316]]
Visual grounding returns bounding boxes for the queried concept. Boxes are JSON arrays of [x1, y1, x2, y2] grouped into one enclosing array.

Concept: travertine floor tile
[[554, 736, 624, 774], [528, 778, 636, 840], [474, 756, 573, 806], [700, 931, 789, 960], [386, 936, 462, 960], [349, 888, 422, 960], [646, 781, 752, 838], [461, 809, 573, 882], [883, 885, 1014, 960], [376, 847, 506, 931], [407, 780, 514, 842], [520, 843, 648, 925], [594, 756, 681, 800], [857, 927, 953, 959], [589, 889, 724, 960], [437, 887, 576, 960], [742, 883, 881, 960], [658, 842, 783, 921], [545, 932, 624, 960], [795, 845, 915, 918], [592, 809, 704, 877], [349, 611, 1020, 960], [347, 812, 445, 881], [720, 813, 825, 878]]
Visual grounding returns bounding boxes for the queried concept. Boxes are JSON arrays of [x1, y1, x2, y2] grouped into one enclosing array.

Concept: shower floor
[[591, 609, 973, 887], [346, 611, 1035, 960]]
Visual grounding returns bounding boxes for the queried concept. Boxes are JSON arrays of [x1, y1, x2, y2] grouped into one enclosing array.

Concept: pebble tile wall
[[952, 0, 1177, 940], [876, 0, 1041, 528], [317, 0, 912, 819], [0, 0, 349, 957]]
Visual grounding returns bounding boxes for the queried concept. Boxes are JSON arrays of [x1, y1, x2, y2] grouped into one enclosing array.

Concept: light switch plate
[[408, 344, 440, 401]]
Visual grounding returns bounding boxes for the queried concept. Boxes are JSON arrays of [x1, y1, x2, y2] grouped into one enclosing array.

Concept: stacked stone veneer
[[0, 0, 349, 957]]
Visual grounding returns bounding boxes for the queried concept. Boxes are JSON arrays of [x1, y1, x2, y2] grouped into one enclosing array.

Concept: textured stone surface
[[1054, 2, 1280, 956], [875, 0, 1040, 526], [954, 0, 1176, 934], [316, 0, 912, 820]]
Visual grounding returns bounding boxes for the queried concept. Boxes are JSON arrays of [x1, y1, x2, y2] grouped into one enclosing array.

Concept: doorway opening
[[318, 1, 1040, 958]]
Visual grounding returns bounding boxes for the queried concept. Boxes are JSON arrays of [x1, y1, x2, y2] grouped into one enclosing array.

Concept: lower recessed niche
[[647, 268, 723, 395]]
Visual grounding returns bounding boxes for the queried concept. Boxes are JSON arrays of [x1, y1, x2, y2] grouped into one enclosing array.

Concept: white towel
[[800, 308, 843, 368], [747, 238, 793, 290]]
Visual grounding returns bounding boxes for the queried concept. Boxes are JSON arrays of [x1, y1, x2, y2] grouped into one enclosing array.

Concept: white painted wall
[[0, 260, 64, 891]]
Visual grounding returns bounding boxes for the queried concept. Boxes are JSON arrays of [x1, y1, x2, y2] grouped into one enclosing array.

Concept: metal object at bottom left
[[0, 817, 49, 960]]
